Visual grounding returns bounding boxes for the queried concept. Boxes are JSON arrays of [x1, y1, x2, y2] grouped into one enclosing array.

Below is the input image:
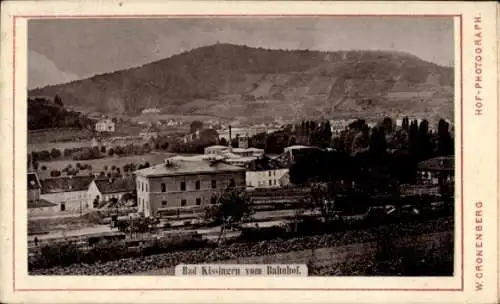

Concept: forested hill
[[29, 43, 454, 121], [28, 96, 95, 130]]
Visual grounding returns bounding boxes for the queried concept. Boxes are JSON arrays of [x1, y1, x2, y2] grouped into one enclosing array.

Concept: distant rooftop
[[41, 176, 94, 194], [205, 145, 230, 150], [94, 176, 135, 194], [246, 157, 288, 171], [417, 156, 454, 172], [232, 147, 264, 153], [28, 199, 57, 209], [135, 157, 245, 177]]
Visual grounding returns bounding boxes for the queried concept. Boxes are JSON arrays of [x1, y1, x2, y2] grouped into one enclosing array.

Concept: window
[[274, 180, 277, 185], [196, 198, 201, 205], [181, 199, 187, 206], [211, 196, 217, 205], [269, 180, 272, 186], [229, 179, 235, 187], [161, 183, 166, 192], [211, 180, 217, 189], [162, 200, 167, 206], [60, 203, 66, 212], [268, 171, 272, 177], [195, 180, 200, 190], [180, 181, 186, 191], [141, 183, 143, 192], [273, 171, 276, 176]]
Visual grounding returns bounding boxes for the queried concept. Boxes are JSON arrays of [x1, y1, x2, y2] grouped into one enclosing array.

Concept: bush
[[85, 240, 128, 263], [50, 170, 61, 177], [32, 241, 82, 269]]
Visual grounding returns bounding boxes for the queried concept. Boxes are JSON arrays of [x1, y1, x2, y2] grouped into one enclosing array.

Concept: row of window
[[159, 179, 235, 193], [138, 179, 238, 194], [268, 171, 277, 177], [255, 179, 278, 186], [160, 196, 217, 207]]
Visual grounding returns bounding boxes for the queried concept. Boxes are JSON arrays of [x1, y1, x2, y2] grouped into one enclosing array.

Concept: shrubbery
[[29, 233, 208, 270]]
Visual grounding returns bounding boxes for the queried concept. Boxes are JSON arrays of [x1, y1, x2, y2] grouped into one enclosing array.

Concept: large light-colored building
[[95, 119, 115, 133], [245, 158, 289, 188], [40, 176, 94, 213], [134, 157, 246, 218], [204, 145, 230, 155]]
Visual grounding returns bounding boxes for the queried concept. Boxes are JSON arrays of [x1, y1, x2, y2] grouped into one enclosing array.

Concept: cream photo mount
[[0, 1, 498, 304]]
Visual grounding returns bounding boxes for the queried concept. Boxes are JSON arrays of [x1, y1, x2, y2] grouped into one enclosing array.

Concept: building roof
[[205, 145, 230, 150], [246, 157, 288, 171], [28, 199, 58, 209], [93, 176, 136, 194], [417, 156, 454, 172], [134, 157, 245, 177], [27, 172, 41, 190], [40, 176, 94, 194], [225, 156, 257, 164], [232, 147, 264, 153], [97, 118, 114, 123]]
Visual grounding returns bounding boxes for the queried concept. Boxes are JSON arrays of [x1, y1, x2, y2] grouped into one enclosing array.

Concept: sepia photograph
[[25, 16, 456, 277]]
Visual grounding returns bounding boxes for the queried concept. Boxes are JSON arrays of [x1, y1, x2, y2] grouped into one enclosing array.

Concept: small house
[[40, 176, 94, 212], [87, 176, 136, 208]]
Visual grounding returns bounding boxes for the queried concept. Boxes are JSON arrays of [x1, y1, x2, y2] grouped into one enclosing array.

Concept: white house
[[87, 176, 136, 208], [245, 157, 289, 188], [95, 119, 115, 133], [40, 176, 94, 213]]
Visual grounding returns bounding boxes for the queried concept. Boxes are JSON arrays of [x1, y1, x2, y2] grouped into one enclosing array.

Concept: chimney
[[228, 125, 232, 147]]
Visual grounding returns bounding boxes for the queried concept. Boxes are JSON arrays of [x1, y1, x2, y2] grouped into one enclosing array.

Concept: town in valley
[[27, 17, 455, 276]]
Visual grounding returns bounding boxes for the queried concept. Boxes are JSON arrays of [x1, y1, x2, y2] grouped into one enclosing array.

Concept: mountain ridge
[[29, 43, 454, 122]]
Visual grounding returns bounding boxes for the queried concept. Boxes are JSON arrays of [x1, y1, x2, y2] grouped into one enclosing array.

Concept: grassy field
[[37, 152, 175, 178]]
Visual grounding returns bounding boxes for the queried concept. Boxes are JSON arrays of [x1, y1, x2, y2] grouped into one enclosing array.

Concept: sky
[[28, 17, 454, 89]]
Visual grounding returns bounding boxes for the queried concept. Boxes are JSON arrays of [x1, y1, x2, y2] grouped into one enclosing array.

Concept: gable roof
[[28, 199, 58, 209], [135, 157, 245, 177], [93, 176, 135, 194], [40, 176, 94, 194], [27, 172, 41, 190], [246, 157, 287, 171], [417, 156, 454, 172]]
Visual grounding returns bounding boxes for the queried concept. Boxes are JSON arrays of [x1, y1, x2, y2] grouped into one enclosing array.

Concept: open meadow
[[37, 151, 176, 178]]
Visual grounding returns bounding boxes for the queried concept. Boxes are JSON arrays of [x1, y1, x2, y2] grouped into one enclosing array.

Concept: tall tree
[[369, 127, 387, 160], [402, 116, 410, 133], [381, 117, 394, 134], [203, 189, 254, 245], [54, 94, 63, 107], [437, 119, 454, 156], [302, 182, 337, 223], [418, 119, 433, 160], [190, 120, 204, 133]]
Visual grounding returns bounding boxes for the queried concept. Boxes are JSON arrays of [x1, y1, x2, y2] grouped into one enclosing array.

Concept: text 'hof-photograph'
[[27, 16, 455, 277]]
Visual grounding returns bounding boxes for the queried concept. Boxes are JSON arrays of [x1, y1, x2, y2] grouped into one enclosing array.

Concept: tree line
[[289, 117, 454, 194], [28, 95, 95, 130]]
